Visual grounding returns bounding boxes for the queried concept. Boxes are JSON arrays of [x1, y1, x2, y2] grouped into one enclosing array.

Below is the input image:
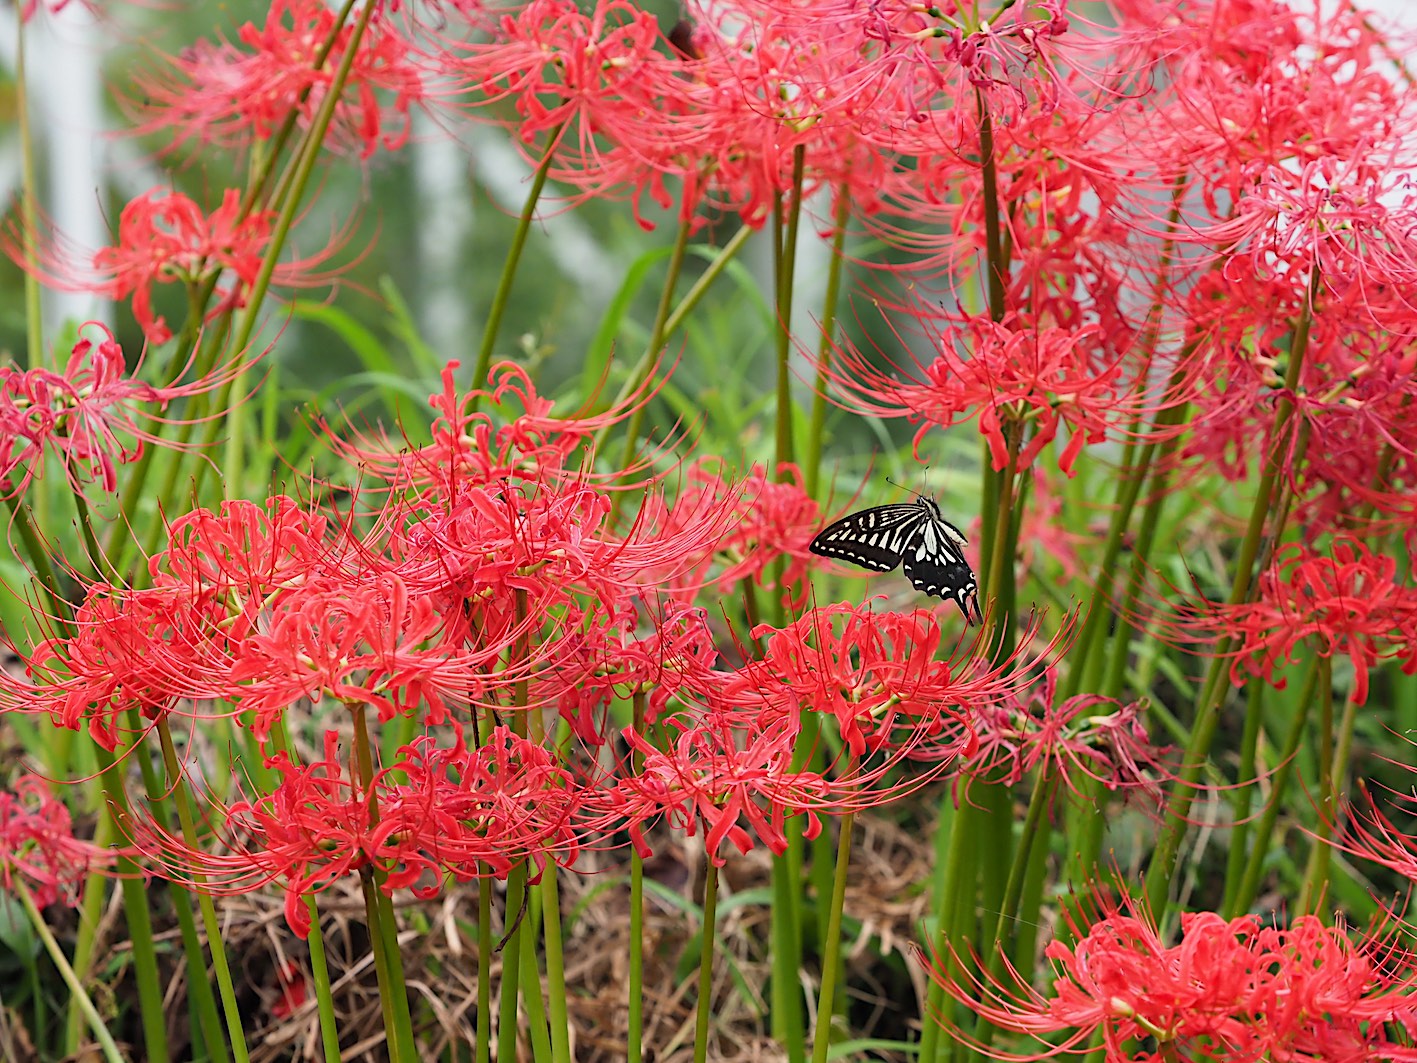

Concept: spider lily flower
[[126, 0, 426, 160], [0, 775, 113, 908], [924, 901, 1417, 1062]]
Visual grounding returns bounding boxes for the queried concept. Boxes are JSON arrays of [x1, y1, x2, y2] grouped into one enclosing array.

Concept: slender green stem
[[126, 711, 229, 1063], [1226, 658, 1323, 918], [359, 869, 402, 1061], [775, 145, 808, 473], [14, 20, 42, 372], [156, 718, 251, 1063], [497, 589, 533, 1062], [63, 792, 113, 1057], [968, 772, 1058, 1062], [804, 187, 852, 500], [693, 857, 721, 1063], [93, 743, 169, 1063], [614, 210, 695, 476], [810, 811, 855, 1063], [919, 796, 966, 1063], [476, 875, 493, 1063], [15, 879, 124, 1063], [303, 897, 343, 1063], [661, 223, 753, 338], [518, 906, 553, 1060], [976, 94, 1007, 324], [350, 702, 419, 1063], [628, 690, 648, 1063], [472, 124, 565, 397], [1220, 682, 1266, 914], [1142, 275, 1320, 916], [1298, 678, 1356, 916]]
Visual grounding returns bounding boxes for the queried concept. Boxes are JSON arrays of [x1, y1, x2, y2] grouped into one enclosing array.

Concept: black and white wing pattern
[[809, 495, 982, 626]]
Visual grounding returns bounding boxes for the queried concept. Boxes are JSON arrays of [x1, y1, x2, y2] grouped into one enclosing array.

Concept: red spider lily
[[958, 669, 1173, 799], [1187, 539, 1417, 706], [925, 903, 1417, 1062], [657, 460, 822, 606], [728, 601, 978, 760], [0, 774, 113, 908], [0, 323, 252, 496], [132, 727, 586, 939], [601, 709, 832, 864], [128, 0, 425, 159], [825, 317, 1163, 476], [535, 596, 720, 744], [327, 359, 672, 491]]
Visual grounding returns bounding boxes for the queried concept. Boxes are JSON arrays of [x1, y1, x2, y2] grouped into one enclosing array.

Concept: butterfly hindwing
[[810, 496, 982, 626]]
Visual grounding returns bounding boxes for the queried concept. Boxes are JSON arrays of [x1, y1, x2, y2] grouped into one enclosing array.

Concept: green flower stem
[[976, 94, 1007, 324], [628, 690, 648, 1063], [476, 875, 494, 1063], [968, 770, 1059, 1063], [63, 792, 113, 1057], [919, 797, 965, 1063], [1298, 680, 1357, 916], [155, 717, 252, 1063], [497, 588, 533, 1062], [303, 896, 343, 1063], [14, 20, 43, 372], [359, 868, 403, 1061], [471, 124, 565, 399], [775, 144, 808, 473], [804, 186, 852, 500], [1225, 657, 1323, 918], [982, 425, 1022, 664], [127, 712, 230, 1063], [810, 809, 855, 1063], [4, 494, 70, 626], [1220, 681, 1266, 913], [660, 223, 754, 339], [350, 702, 419, 1063], [527, 690, 571, 1063], [15, 878, 124, 1063], [1142, 276, 1319, 917], [93, 743, 169, 1063], [519, 911, 554, 1061], [614, 209, 695, 476], [693, 857, 721, 1063]]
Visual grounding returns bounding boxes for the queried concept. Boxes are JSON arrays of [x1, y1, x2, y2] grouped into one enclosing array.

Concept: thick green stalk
[[527, 696, 571, 1063], [303, 897, 343, 1063], [1298, 682, 1357, 916], [471, 124, 565, 397], [14, 20, 43, 372], [476, 875, 493, 1063], [774, 145, 808, 473], [919, 796, 967, 1063], [128, 713, 229, 1063], [359, 869, 402, 1062], [968, 772, 1059, 1062], [156, 718, 251, 1063], [518, 910, 554, 1060], [693, 858, 721, 1063], [350, 702, 419, 1063], [1225, 658, 1323, 918], [810, 811, 855, 1063], [804, 187, 853, 500], [93, 744, 169, 1063], [628, 690, 648, 1063], [976, 94, 1008, 324], [1142, 277, 1319, 916], [497, 589, 533, 1063], [1220, 682, 1266, 914], [15, 879, 124, 1063]]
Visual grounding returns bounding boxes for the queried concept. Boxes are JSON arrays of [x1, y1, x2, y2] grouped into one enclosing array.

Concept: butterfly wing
[[808, 503, 925, 573], [901, 518, 983, 627]]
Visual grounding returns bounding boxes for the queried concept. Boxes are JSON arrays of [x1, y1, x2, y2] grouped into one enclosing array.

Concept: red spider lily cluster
[[7, 0, 1417, 1057], [0, 775, 113, 908], [3, 365, 1015, 934], [930, 906, 1417, 1062]]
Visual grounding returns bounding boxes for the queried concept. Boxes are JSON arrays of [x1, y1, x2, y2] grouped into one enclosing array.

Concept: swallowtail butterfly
[[809, 494, 982, 626]]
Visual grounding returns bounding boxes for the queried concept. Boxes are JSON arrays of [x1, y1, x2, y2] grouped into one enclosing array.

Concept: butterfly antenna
[[884, 474, 930, 501]]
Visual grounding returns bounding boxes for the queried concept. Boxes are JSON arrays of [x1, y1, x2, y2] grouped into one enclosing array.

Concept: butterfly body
[[809, 495, 982, 626]]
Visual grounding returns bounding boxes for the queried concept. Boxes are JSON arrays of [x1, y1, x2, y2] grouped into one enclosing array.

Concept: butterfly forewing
[[810, 496, 982, 626], [809, 503, 927, 572]]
